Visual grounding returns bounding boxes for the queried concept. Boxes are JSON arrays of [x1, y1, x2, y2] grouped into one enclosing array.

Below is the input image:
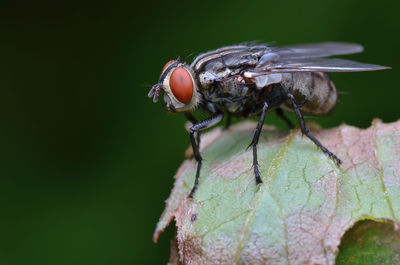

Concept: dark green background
[[0, 1, 398, 264]]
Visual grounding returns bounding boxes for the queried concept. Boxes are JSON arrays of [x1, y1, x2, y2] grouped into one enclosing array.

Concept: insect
[[148, 42, 389, 198]]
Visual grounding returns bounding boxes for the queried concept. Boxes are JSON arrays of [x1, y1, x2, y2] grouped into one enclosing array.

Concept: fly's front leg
[[185, 113, 201, 148], [287, 93, 342, 164], [248, 102, 269, 185], [188, 113, 224, 198]]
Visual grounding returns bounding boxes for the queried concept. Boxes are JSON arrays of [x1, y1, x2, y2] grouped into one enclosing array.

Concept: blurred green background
[[0, 0, 398, 264]]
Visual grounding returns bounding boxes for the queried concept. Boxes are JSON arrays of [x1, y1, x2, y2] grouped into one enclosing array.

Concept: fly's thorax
[[191, 45, 268, 72], [193, 45, 269, 89], [281, 72, 337, 115], [200, 72, 256, 114], [159, 62, 201, 113]]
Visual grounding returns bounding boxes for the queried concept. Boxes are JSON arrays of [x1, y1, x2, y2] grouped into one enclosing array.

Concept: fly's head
[[148, 59, 200, 113]]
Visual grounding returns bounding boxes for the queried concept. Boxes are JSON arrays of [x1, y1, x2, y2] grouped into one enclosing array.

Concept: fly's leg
[[224, 112, 232, 130], [287, 93, 342, 164], [188, 113, 224, 198], [248, 102, 269, 185], [276, 107, 294, 129], [185, 113, 201, 148]]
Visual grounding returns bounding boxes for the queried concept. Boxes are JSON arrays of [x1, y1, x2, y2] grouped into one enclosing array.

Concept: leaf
[[336, 220, 400, 265], [154, 119, 400, 265]]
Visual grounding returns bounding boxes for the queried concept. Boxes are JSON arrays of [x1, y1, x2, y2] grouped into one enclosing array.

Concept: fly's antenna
[[148, 83, 162, 103]]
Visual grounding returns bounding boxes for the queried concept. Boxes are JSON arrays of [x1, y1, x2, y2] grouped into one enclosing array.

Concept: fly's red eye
[[169, 67, 194, 103], [162, 60, 176, 72]]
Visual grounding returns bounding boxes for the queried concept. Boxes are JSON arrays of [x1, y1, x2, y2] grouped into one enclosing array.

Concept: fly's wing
[[251, 42, 390, 75], [254, 57, 390, 74], [272, 42, 364, 59]]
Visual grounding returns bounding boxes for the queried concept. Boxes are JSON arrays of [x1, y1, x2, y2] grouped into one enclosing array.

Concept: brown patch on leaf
[[209, 152, 252, 181], [176, 235, 203, 265]]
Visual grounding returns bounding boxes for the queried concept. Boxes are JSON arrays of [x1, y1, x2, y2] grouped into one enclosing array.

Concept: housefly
[[148, 42, 389, 198]]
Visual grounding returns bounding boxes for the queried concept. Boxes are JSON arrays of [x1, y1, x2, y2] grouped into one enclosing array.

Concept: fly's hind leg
[[188, 113, 224, 198], [287, 93, 342, 164], [224, 112, 232, 130], [248, 102, 269, 185], [276, 107, 294, 129]]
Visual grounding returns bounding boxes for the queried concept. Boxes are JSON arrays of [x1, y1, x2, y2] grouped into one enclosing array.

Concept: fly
[[148, 42, 390, 198]]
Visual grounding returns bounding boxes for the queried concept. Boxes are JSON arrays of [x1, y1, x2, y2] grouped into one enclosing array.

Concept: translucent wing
[[255, 57, 391, 73], [253, 42, 390, 74], [271, 42, 364, 59]]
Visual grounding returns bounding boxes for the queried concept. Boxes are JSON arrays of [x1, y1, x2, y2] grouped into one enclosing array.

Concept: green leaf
[[154, 120, 400, 265], [336, 220, 400, 265]]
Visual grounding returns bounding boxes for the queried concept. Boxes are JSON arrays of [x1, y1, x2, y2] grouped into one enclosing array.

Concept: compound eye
[[169, 67, 194, 103], [162, 60, 176, 72]]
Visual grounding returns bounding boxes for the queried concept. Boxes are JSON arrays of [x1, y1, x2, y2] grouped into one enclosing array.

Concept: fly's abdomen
[[281, 72, 337, 115]]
